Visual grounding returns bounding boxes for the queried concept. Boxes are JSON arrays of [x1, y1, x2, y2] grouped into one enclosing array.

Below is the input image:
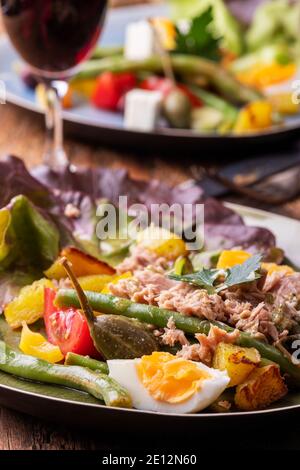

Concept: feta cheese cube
[[124, 21, 156, 61], [124, 89, 162, 132]]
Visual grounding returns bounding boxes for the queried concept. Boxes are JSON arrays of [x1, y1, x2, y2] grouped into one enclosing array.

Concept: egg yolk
[[136, 352, 210, 404]]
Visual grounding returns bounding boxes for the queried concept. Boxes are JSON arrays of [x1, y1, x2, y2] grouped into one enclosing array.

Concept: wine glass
[[1, 0, 108, 169]]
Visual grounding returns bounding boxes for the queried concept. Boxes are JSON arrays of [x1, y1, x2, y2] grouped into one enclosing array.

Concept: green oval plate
[[0, 203, 300, 430]]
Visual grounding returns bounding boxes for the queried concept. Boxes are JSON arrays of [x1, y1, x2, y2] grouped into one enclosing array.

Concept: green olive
[[89, 314, 159, 359], [163, 88, 192, 129]]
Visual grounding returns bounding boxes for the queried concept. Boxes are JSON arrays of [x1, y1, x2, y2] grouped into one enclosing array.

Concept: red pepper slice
[[91, 71, 137, 111]]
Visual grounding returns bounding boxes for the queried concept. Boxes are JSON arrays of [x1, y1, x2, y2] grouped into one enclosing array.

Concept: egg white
[[108, 358, 230, 414]]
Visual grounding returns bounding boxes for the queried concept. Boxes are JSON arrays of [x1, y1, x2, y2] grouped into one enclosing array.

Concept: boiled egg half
[[108, 352, 229, 413]]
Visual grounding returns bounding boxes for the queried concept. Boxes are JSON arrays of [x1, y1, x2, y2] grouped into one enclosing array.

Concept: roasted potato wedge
[[44, 246, 115, 280], [235, 364, 288, 411], [136, 226, 187, 260], [213, 342, 261, 387]]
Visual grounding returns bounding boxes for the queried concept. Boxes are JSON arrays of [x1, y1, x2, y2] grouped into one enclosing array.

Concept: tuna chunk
[[109, 269, 228, 322], [177, 325, 240, 365], [160, 317, 190, 347], [109, 270, 177, 305], [272, 273, 300, 306], [157, 285, 227, 321], [231, 302, 280, 342], [111, 253, 300, 343], [116, 245, 170, 274]]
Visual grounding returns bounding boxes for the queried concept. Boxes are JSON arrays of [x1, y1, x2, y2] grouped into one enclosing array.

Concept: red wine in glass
[[1, 0, 108, 167]]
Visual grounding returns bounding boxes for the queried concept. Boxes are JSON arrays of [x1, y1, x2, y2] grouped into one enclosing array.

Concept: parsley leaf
[[169, 268, 220, 294], [174, 7, 221, 60], [169, 254, 263, 294], [216, 254, 263, 292]]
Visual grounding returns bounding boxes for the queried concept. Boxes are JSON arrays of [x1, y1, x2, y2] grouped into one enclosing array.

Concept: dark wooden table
[[1, 1, 300, 451]]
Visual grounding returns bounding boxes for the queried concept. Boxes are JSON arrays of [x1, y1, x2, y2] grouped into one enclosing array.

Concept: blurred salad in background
[[21, 0, 300, 135]]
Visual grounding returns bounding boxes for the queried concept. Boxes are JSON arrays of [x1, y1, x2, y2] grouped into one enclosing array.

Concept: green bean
[[91, 45, 124, 59], [75, 54, 262, 104], [0, 341, 131, 408], [55, 289, 300, 386], [56, 289, 208, 333], [65, 352, 109, 374], [186, 85, 238, 120], [259, 357, 276, 367]]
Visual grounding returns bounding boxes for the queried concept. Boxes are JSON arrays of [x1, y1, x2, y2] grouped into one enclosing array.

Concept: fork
[[195, 164, 300, 205]]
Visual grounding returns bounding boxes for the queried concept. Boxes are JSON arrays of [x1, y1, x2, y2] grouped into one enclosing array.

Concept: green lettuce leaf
[[0, 156, 276, 310], [0, 195, 59, 271], [246, 0, 300, 51], [168, 0, 206, 20]]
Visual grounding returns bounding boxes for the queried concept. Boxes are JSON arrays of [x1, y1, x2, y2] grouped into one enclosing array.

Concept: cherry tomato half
[[44, 288, 100, 358]]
